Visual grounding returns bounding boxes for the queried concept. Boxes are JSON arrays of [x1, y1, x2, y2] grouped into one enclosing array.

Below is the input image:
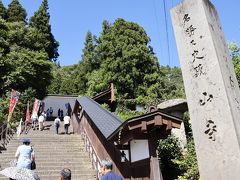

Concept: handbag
[[31, 161, 36, 170]]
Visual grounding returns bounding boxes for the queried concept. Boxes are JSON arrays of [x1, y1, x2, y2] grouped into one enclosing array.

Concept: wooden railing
[[80, 125, 101, 179], [0, 122, 15, 148]]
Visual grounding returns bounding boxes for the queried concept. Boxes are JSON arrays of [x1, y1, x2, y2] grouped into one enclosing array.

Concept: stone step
[[3, 146, 87, 150], [0, 174, 96, 180], [0, 158, 92, 165], [0, 151, 88, 155], [8, 137, 83, 140], [0, 159, 91, 164], [36, 169, 95, 174], [28, 164, 93, 169], [5, 144, 85, 149], [0, 152, 89, 157], [5, 143, 85, 147], [0, 121, 96, 180], [5, 142, 84, 146]]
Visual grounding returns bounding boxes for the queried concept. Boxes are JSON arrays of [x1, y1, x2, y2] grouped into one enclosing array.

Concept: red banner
[[32, 98, 41, 116], [25, 101, 30, 123], [7, 89, 20, 122]]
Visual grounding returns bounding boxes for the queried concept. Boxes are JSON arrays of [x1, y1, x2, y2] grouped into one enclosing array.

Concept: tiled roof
[[78, 96, 122, 138], [157, 98, 188, 112]]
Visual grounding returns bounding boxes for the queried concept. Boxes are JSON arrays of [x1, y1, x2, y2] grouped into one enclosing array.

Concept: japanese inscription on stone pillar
[[171, 0, 240, 179]]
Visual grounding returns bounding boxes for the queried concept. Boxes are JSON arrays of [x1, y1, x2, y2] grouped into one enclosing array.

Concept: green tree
[[158, 135, 183, 180], [0, 91, 9, 123], [47, 63, 62, 94], [0, 0, 58, 124], [86, 68, 108, 96], [0, 87, 37, 125], [59, 65, 79, 95], [160, 66, 185, 100], [29, 0, 59, 61], [7, 0, 27, 23], [0, 18, 9, 52], [3, 46, 52, 99], [0, 18, 9, 90], [0, 0, 7, 19], [176, 139, 199, 180], [47, 64, 80, 95], [76, 31, 97, 94], [230, 42, 240, 85], [7, 21, 29, 48], [87, 18, 164, 108]]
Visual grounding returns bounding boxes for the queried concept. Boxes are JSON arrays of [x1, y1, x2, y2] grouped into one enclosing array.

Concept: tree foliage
[[63, 18, 170, 109], [47, 64, 79, 95], [0, 0, 7, 19], [176, 139, 199, 180], [160, 66, 185, 100], [29, 0, 59, 61], [229, 42, 240, 85], [76, 31, 97, 95], [0, 0, 58, 123], [0, 18, 9, 87], [7, 0, 26, 23], [92, 19, 162, 102], [158, 134, 199, 180], [48, 18, 185, 109], [158, 135, 183, 180]]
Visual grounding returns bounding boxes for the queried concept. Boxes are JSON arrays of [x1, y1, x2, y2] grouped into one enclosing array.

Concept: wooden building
[[92, 83, 117, 112], [71, 96, 182, 180]]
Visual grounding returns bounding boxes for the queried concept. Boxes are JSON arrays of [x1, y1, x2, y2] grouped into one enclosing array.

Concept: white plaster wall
[[171, 123, 187, 149], [43, 96, 77, 117], [130, 140, 149, 162]]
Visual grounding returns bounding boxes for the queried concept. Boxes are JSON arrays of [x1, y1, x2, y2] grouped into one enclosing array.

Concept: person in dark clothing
[[100, 159, 123, 180], [49, 107, 53, 117], [58, 108, 61, 117], [60, 110, 64, 120]]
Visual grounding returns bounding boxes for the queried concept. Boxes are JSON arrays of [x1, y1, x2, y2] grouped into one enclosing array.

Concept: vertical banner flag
[[32, 98, 41, 116], [16, 118, 23, 137], [25, 101, 30, 123], [7, 89, 20, 122]]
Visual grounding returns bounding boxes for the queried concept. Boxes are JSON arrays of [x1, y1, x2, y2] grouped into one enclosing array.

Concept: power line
[[162, 0, 171, 66], [152, 0, 164, 65]]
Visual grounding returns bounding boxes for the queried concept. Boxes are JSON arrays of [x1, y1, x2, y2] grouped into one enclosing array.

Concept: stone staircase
[[0, 121, 97, 180]]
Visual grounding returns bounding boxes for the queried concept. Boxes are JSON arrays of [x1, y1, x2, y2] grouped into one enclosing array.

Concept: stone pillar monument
[[171, 0, 240, 179]]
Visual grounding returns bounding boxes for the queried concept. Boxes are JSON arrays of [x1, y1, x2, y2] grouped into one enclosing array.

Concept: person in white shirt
[[38, 114, 45, 131], [15, 138, 35, 169], [63, 114, 71, 134], [31, 113, 38, 130], [54, 116, 61, 134]]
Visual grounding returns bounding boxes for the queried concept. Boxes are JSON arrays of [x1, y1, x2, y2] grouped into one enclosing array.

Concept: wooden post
[[150, 156, 163, 180], [171, 0, 240, 179]]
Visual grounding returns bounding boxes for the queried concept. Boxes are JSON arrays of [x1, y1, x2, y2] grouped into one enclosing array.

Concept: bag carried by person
[[31, 161, 36, 170], [30, 146, 36, 170]]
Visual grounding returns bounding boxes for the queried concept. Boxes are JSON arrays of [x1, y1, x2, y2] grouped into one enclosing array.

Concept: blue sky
[[2, 0, 240, 67]]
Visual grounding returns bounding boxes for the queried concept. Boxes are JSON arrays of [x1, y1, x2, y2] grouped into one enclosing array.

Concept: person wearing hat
[[15, 138, 35, 169], [100, 159, 123, 180], [60, 168, 71, 180]]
